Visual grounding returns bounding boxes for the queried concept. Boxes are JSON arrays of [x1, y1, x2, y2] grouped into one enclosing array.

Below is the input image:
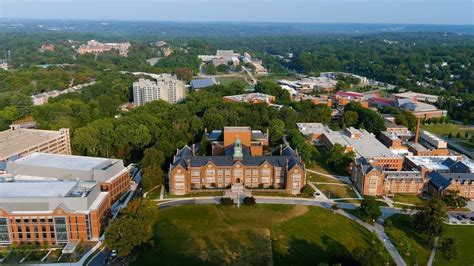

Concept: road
[[242, 66, 258, 85]]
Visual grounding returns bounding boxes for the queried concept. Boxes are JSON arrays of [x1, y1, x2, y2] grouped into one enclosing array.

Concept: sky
[[0, 0, 473, 25]]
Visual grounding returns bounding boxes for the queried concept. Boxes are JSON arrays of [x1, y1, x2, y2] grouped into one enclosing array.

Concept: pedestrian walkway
[[428, 236, 439, 266]]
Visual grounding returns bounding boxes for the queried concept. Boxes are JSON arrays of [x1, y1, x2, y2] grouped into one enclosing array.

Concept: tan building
[[133, 75, 186, 106], [0, 126, 71, 162], [223, 93, 275, 105], [169, 127, 306, 195], [77, 40, 131, 57]]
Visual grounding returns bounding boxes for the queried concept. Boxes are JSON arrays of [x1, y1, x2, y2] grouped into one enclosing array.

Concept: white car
[[110, 250, 118, 258]]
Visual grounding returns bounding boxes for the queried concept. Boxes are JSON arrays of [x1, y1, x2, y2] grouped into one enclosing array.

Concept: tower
[[233, 137, 243, 161]]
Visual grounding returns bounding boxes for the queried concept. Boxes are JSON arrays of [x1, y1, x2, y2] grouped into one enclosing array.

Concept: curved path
[[157, 196, 406, 265]]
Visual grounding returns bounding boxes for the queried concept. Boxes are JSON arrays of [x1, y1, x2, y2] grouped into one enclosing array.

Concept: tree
[[268, 119, 285, 146], [355, 197, 381, 223], [216, 64, 229, 73], [174, 67, 193, 82], [104, 199, 158, 257], [243, 196, 256, 206], [341, 111, 359, 127], [199, 134, 209, 156], [352, 245, 386, 266], [141, 148, 165, 191], [440, 238, 457, 261], [300, 184, 315, 197], [441, 191, 467, 209], [411, 198, 447, 239], [220, 197, 234, 206], [456, 132, 461, 138], [327, 143, 356, 171]]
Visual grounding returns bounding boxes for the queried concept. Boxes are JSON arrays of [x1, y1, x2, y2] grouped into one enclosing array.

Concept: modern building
[[0, 177, 110, 245], [31, 81, 96, 106], [77, 40, 131, 57], [332, 91, 369, 108], [133, 75, 186, 106], [223, 93, 275, 105], [6, 153, 131, 203], [352, 157, 424, 196], [168, 127, 306, 195], [198, 50, 240, 66], [394, 91, 439, 104], [0, 126, 71, 162], [397, 99, 446, 119], [0, 152, 132, 246], [190, 78, 216, 90]]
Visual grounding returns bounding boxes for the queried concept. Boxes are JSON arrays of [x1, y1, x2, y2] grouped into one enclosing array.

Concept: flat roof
[[12, 152, 111, 171], [0, 128, 65, 161], [297, 123, 326, 135], [323, 128, 399, 158], [406, 156, 459, 171], [0, 179, 77, 198]]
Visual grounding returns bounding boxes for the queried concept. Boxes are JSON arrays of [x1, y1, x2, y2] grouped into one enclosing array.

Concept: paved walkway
[[306, 169, 353, 184], [336, 210, 406, 266], [428, 236, 439, 266]]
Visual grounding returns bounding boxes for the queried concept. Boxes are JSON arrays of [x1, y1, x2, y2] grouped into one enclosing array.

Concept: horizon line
[[2, 17, 473, 27]]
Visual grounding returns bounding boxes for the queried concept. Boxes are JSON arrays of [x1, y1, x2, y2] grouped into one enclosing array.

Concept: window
[[217, 170, 224, 177], [0, 218, 10, 244], [191, 178, 201, 184], [54, 217, 68, 243], [205, 169, 215, 176], [175, 183, 185, 189], [206, 177, 215, 183], [234, 169, 243, 177], [225, 170, 231, 177], [192, 171, 200, 177], [252, 178, 259, 183], [174, 175, 185, 182], [261, 169, 270, 176], [292, 174, 301, 181], [262, 177, 270, 183], [245, 170, 251, 177], [252, 169, 259, 176], [292, 181, 300, 188]]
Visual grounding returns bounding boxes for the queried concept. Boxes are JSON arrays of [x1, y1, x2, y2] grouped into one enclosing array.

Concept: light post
[[237, 191, 240, 208]]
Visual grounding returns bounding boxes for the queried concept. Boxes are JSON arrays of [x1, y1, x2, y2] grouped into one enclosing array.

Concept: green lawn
[[317, 184, 358, 199], [434, 225, 474, 266], [384, 214, 432, 265], [133, 205, 392, 265], [421, 123, 474, 137], [308, 173, 343, 184], [392, 194, 426, 205]]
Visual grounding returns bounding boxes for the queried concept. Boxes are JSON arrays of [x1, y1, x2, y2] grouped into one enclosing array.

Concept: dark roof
[[224, 145, 251, 157], [441, 158, 457, 168], [172, 144, 302, 170], [428, 171, 474, 190], [208, 130, 222, 142], [190, 79, 216, 90], [251, 131, 266, 140], [450, 161, 472, 173], [356, 157, 382, 174]]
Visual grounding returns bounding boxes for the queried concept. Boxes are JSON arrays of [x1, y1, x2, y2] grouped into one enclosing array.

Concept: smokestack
[[415, 117, 421, 144]]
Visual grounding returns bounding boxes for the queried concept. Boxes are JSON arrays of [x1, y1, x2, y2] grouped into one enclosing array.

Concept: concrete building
[[133, 75, 186, 106], [397, 99, 446, 119], [168, 127, 306, 195], [77, 40, 130, 57], [419, 130, 447, 149], [6, 153, 131, 203], [0, 177, 110, 245], [223, 93, 275, 104], [319, 127, 403, 171], [394, 91, 439, 104], [0, 126, 71, 162]]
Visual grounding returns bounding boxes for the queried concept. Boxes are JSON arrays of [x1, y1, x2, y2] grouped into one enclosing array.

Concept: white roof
[[0, 180, 77, 198], [12, 152, 110, 171], [406, 156, 459, 171]]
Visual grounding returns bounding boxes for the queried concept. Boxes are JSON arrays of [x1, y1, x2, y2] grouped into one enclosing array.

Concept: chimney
[[192, 144, 196, 156], [280, 144, 283, 155], [414, 117, 421, 145]]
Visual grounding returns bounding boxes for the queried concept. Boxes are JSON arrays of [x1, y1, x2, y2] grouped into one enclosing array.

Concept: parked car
[[110, 250, 118, 258], [461, 215, 468, 219], [470, 217, 474, 221]]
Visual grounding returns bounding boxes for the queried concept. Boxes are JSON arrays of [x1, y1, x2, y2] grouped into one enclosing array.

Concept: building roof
[[0, 128, 67, 161], [190, 78, 216, 89], [384, 171, 422, 180], [223, 93, 274, 104], [11, 152, 111, 171], [172, 145, 302, 170], [429, 171, 474, 190], [323, 127, 399, 158], [335, 91, 363, 98], [297, 123, 326, 136], [406, 156, 460, 171]]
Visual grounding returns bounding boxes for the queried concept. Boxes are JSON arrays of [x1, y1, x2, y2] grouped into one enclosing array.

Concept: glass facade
[[0, 218, 10, 244], [54, 217, 68, 243]]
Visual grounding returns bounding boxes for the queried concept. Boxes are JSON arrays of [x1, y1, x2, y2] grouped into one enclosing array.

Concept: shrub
[[243, 196, 256, 206], [220, 197, 234, 206], [300, 184, 315, 197], [258, 183, 264, 189], [330, 204, 339, 210]]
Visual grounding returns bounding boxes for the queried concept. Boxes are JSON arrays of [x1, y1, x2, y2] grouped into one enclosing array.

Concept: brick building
[[352, 157, 424, 196], [168, 127, 306, 195]]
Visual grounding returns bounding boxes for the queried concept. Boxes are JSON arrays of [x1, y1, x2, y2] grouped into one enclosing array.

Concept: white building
[[133, 75, 185, 106]]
